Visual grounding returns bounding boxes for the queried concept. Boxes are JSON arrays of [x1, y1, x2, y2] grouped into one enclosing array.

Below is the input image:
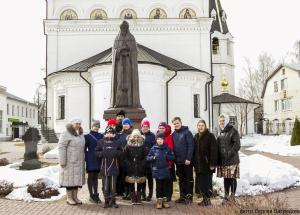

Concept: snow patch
[[43, 146, 58, 159]]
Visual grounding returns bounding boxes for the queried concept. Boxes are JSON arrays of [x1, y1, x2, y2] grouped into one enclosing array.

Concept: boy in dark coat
[[147, 132, 175, 209], [95, 126, 122, 208], [124, 129, 148, 205], [140, 118, 156, 201], [84, 120, 104, 203], [194, 120, 218, 206], [172, 117, 194, 204]]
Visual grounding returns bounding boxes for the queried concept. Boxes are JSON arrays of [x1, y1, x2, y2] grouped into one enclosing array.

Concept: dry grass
[[14, 143, 25, 147]]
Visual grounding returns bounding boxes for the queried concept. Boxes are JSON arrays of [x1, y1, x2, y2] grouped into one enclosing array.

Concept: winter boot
[[130, 192, 137, 205], [146, 190, 153, 202], [142, 191, 147, 201], [72, 189, 82, 204], [175, 195, 186, 204], [94, 193, 101, 203], [110, 197, 119, 208], [103, 198, 110, 208], [162, 197, 170, 208], [156, 198, 163, 209], [136, 192, 142, 205], [66, 190, 77, 205], [198, 197, 211, 207], [184, 194, 193, 204]]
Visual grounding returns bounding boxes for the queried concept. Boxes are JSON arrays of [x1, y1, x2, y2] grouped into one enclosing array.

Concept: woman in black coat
[[216, 114, 241, 204], [193, 119, 218, 207]]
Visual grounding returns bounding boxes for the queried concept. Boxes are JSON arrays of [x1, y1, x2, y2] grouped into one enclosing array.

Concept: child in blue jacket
[[147, 132, 175, 209]]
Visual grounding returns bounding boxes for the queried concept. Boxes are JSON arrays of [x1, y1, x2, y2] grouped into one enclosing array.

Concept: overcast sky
[[0, 0, 299, 101]]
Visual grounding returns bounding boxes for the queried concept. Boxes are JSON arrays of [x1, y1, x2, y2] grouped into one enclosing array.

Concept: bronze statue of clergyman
[[110, 21, 142, 108]]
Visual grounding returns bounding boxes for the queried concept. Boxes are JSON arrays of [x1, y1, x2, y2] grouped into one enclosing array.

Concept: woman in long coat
[[217, 114, 241, 204], [193, 119, 218, 206], [58, 118, 86, 205]]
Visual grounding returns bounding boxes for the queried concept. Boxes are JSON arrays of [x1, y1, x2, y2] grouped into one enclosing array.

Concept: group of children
[[85, 111, 176, 209]]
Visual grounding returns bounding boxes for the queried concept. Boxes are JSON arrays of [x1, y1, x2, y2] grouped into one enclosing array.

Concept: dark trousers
[[141, 170, 153, 197], [224, 178, 237, 196], [166, 164, 176, 199], [156, 179, 169, 199], [117, 167, 129, 196], [87, 172, 99, 196], [102, 175, 117, 199], [195, 173, 213, 198], [176, 164, 194, 198], [129, 183, 143, 193]]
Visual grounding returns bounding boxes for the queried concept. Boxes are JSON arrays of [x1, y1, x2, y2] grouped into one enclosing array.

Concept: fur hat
[[131, 129, 142, 137], [70, 118, 82, 124]]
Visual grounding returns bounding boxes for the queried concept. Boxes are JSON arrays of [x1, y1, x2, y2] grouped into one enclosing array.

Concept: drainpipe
[[204, 76, 213, 128], [44, 0, 48, 131], [79, 72, 92, 129], [210, 31, 214, 130], [245, 103, 248, 135], [166, 71, 178, 123]]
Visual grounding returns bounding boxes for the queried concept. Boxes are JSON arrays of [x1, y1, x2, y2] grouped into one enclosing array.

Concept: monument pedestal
[[104, 107, 146, 129]]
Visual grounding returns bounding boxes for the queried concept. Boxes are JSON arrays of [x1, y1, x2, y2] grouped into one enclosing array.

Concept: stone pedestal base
[[104, 107, 147, 129], [20, 159, 41, 170]]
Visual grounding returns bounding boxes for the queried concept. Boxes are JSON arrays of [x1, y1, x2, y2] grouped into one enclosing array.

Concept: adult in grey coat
[[58, 118, 86, 205]]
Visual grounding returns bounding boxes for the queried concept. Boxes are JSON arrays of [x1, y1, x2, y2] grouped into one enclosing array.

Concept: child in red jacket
[[157, 122, 175, 201]]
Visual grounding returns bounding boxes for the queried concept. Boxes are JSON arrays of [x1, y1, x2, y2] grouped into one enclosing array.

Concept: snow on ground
[[214, 154, 300, 196], [0, 163, 65, 202], [241, 134, 300, 156], [44, 146, 58, 159]]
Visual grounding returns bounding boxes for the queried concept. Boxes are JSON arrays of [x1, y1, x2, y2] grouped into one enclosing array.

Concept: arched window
[[179, 8, 196, 19], [60, 9, 78, 20], [212, 37, 219, 55], [149, 8, 167, 19], [90, 9, 107, 20], [120, 9, 137, 19]]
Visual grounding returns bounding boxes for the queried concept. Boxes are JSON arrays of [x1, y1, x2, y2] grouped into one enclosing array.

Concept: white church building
[[44, 0, 257, 134]]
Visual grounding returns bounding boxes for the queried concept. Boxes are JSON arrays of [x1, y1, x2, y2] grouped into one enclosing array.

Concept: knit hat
[[91, 120, 100, 128], [156, 132, 165, 140], [107, 118, 117, 126], [122, 118, 132, 126], [131, 129, 142, 137], [141, 118, 150, 128], [158, 122, 167, 128], [70, 118, 82, 124], [116, 110, 126, 117], [105, 126, 115, 135]]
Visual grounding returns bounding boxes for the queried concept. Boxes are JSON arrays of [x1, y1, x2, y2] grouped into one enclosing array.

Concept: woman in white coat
[[58, 118, 86, 205]]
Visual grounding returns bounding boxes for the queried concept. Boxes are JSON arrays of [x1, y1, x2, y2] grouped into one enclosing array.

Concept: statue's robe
[[110, 31, 141, 108]]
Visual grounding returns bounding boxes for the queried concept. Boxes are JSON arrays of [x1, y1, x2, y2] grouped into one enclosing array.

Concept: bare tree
[[238, 52, 275, 104]]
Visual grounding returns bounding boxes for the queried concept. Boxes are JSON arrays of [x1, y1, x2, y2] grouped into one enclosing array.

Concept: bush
[[0, 158, 9, 166], [291, 117, 300, 146], [0, 180, 14, 196], [27, 180, 59, 199], [41, 145, 52, 155]]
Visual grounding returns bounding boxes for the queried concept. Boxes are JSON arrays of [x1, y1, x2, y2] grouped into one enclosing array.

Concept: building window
[[33, 109, 35, 119], [193, 94, 201, 118], [212, 37, 220, 55], [58, 96, 65, 120], [282, 68, 285, 75], [274, 100, 279, 112], [29, 109, 32, 118], [281, 78, 287, 90], [17, 106, 19, 116], [60, 9, 78, 20], [26, 108, 28, 118], [7, 104, 9, 115], [0, 110, 3, 133], [281, 98, 292, 111], [229, 116, 237, 126], [21, 107, 24, 117], [274, 81, 278, 92], [227, 39, 231, 56], [12, 105, 15, 116]]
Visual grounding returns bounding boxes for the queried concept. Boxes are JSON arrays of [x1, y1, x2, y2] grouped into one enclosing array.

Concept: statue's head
[[120, 21, 129, 35]]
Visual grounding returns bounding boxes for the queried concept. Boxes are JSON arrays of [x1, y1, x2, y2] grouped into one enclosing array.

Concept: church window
[[60, 9, 78, 20], [212, 37, 219, 55], [120, 9, 137, 19], [179, 8, 196, 19], [90, 9, 107, 20], [7, 104, 9, 115], [12, 105, 15, 116], [274, 81, 278, 92], [58, 95, 65, 120], [0, 110, 3, 133], [193, 94, 200, 118], [149, 8, 167, 19]]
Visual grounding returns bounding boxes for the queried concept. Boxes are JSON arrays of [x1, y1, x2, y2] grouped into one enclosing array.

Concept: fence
[[263, 121, 294, 135]]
